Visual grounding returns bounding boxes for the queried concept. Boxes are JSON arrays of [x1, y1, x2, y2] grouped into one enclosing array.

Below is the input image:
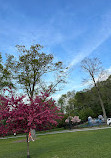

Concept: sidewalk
[[37, 126, 111, 135], [0, 126, 111, 139]]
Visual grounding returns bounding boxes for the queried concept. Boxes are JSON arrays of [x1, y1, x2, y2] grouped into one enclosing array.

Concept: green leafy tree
[[0, 53, 14, 91], [79, 107, 95, 122], [58, 90, 75, 114], [58, 96, 65, 113], [96, 75, 111, 117], [8, 44, 67, 99], [74, 75, 111, 120]]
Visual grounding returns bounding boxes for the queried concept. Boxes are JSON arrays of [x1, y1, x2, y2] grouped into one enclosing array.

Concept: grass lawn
[[1, 128, 111, 158]]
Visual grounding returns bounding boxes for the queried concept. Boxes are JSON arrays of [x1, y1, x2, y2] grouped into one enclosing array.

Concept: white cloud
[[67, 11, 111, 69]]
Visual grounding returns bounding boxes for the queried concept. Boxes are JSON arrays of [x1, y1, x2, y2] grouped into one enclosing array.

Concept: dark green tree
[[97, 75, 111, 117]]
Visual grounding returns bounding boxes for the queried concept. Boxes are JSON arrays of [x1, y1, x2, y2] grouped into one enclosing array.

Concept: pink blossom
[[0, 90, 63, 136], [65, 119, 69, 123], [71, 116, 81, 123]]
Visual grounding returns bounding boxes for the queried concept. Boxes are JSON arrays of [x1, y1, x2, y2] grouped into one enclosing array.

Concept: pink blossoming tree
[[65, 116, 81, 129], [65, 116, 81, 124], [0, 89, 63, 158]]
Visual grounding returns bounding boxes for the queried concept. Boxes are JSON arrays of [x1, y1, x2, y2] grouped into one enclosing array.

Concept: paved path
[[0, 126, 111, 140]]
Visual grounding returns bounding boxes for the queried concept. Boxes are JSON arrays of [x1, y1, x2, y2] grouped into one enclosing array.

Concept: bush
[[57, 114, 69, 128], [78, 108, 95, 122]]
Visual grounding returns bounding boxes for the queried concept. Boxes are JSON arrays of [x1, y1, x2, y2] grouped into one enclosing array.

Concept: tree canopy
[[7, 44, 67, 99], [0, 53, 14, 91], [0, 89, 63, 136]]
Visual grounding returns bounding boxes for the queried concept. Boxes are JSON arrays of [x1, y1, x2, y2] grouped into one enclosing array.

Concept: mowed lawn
[[1, 128, 111, 158]]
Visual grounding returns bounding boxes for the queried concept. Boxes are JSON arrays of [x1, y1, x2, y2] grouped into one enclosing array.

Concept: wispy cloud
[[67, 10, 111, 69]]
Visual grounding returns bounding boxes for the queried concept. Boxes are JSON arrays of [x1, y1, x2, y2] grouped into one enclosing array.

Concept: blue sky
[[0, 0, 111, 100]]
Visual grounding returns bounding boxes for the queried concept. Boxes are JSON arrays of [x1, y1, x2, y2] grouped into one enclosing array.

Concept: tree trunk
[[26, 134, 30, 158], [94, 82, 107, 121], [97, 89, 107, 121], [92, 76, 107, 121]]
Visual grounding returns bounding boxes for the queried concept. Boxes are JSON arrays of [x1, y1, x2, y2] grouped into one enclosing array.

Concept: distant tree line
[[58, 75, 111, 123], [58, 57, 111, 127]]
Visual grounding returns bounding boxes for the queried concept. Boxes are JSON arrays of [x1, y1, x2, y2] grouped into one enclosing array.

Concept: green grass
[[1, 128, 111, 158]]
